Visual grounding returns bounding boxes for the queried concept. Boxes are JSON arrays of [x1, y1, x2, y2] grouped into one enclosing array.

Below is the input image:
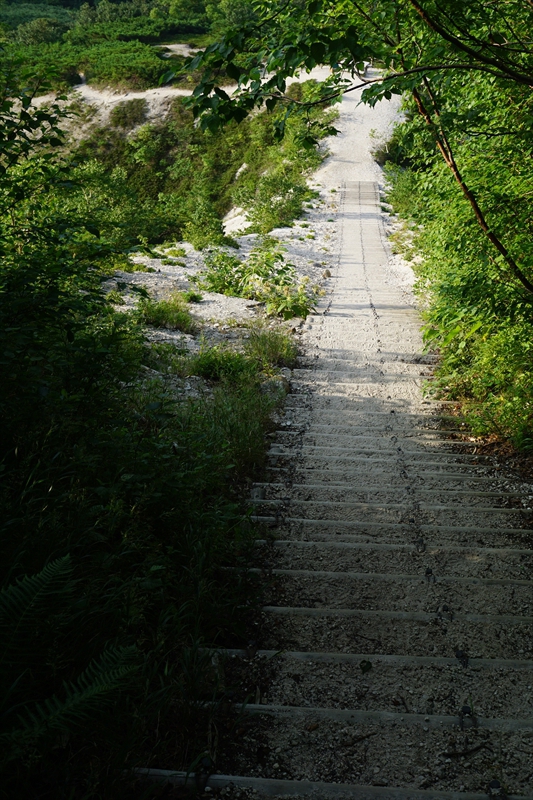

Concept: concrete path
[[230, 175, 533, 798], [148, 72, 533, 800]]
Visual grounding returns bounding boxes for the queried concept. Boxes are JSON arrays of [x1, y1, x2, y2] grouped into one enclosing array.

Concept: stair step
[[135, 769, 509, 799], [268, 454, 495, 470], [239, 703, 533, 733], [258, 567, 533, 588], [255, 540, 533, 580], [263, 606, 533, 625], [260, 609, 533, 659], [261, 572, 533, 616], [251, 499, 528, 528], [252, 515, 531, 538], [267, 467, 505, 484], [274, 429, 474, 441], [220, 651, 533, 720], [219, 647, 533, 670], [251, 499, 529, 514], [214, 713, 532, 793], [297, 412, 462, 420], [257, 539, 533, 556], [269, 444, 488, 461], [253, 482, 526, 498]]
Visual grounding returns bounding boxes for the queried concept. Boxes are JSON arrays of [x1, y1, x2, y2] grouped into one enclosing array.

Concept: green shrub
[[0, 3, 74, 29], [163, 246, 187, 258], [13, 17, 67, 45], [240, 170, 311, 233], [384, 76, 533, 449], [109, 98, 147, 129], [183, 193, 228, 249], [107, 289, 125, 305], [197, 240, 320, 319], [0, 63, 280, 794], [244, 326, 298, 370], [81, 40, 167, 89], [68, 18, 176, 45], [13, 39, 168, 91], [139, 292, 196, 332], [184, 290, 203, 303], [186, 345, 258, 384], [197, 250, 248, 296]]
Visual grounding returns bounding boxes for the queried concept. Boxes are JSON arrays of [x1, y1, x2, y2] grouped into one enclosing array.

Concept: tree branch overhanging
[[408, 0, 533, 87], [411, 86, 533, 295], [259, 60, 521, 111]]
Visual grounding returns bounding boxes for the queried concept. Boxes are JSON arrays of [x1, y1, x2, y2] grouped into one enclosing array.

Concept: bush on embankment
[[383, 73, 533, 450], [0, 59, 293, 798]]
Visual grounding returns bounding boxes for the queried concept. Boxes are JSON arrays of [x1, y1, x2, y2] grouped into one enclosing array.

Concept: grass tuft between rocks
[[139, 291, 196, 332]]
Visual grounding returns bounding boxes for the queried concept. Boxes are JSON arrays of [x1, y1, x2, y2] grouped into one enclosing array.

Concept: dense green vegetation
[[0, 0, 254, 89], [190, 0, 533, 449], [383, 79, 533, 448], [0, 41, 322, 795], [65, 81, 333, 248], [5, 0, 533, 794], [197, 237, 322, 318]]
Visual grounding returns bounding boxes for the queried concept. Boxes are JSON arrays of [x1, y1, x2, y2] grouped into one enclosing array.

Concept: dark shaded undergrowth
[[0, 60, 296, 799]]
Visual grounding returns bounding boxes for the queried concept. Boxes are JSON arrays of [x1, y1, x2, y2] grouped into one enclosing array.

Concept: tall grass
[[139, 291, 196, 332], [0, 62, 296, 796]]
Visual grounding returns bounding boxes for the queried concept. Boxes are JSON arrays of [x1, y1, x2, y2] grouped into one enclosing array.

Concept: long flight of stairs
[[150, 182, 533, 798]]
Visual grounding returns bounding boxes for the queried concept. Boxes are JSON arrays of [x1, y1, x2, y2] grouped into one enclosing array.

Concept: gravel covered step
[[268, 454, 500, 473], [291, 370, 429, 387], [260, 570, 533, 616], [270, 432, 475, 452], [304, 426, 476, 440], [222, 650, 533, 720], [265, 657, 533, 722], [251, 517, 533, 548], [137, 770, 518, 799], [216, 708, 533, 795], [283, 397, 445, 412], [269, 432, 483, 449], [267, 466, 511, 488], [259, 608, 533, 659], [250, 499, 529, 527], [256, 540, 533, 580], [268, 444, 492, 462], [253, 483, 528, 508], [279, 412, 458, 429]]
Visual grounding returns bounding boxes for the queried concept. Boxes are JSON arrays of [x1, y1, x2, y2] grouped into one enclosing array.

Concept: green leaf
[[84, 223, 100, 238], [0, 557, 74, 674], [158, 70, 175, 86]]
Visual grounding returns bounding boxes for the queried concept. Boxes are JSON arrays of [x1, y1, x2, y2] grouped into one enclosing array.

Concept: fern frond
[[1, 645, 140, 762], [0, 556, 74, 672]]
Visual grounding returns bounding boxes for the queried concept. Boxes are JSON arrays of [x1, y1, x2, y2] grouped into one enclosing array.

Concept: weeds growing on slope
[[244, 326, 299, 371], [139, 291, 196, 332], [67, 81, 336, 249], [0, 61, 294, 797], [110, 98, 147, 129], [197, 238, 321, 319]]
